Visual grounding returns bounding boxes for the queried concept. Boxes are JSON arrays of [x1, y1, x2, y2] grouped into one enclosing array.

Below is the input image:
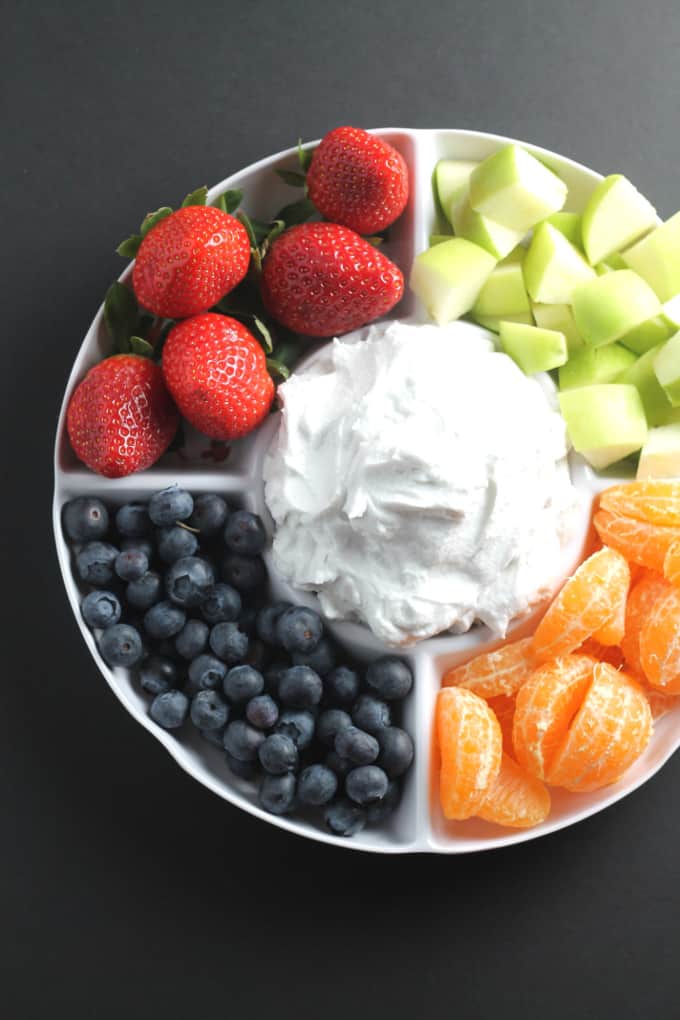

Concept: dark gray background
[[3, 1, 679, 1016]]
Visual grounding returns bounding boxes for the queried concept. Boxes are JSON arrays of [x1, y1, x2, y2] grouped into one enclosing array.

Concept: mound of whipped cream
[[263, 320, 578, 646]]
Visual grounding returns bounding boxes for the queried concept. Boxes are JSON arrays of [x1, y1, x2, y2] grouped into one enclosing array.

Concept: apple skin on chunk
[[434, 159, 478, 224], [637, 423, 680, 480], [572, 270, 661, 347], [558, 344, 637, 390], [559, 384, 648, 470], [451, 196, 526, 260], [581, 174, 657, 266], [499, 321, 567, 375], [619, 314, 674, 356], [523, 223, 595, 304], [545, 211, 583, 250], [621, 344, 673, 427], [469, 145, 567, 233], [622, 211, 680, 301], [409, 238, 496, 325], [472, 262, 531, 319], [653, 331, 680, 407], [532, 302, 584, 355]]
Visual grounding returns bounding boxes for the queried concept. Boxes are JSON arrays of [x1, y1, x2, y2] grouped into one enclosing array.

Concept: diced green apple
[[500, 246, 526, 265], [523, 223, 596, 303], [499, 321, 567, 374], [558, 384, 648, 469], [469, 145, 567, 233], [581, 174, 657, 265], [622, 211, 680, 301], [409, 238, 496, 325], [451, 196, 526, 259], [619, 314, 673, 355], [663, 294, 680, 329], [544, 211, 583, 249], [474, 312, 534, 333], [653, 331, 680, 406], [532, 302, 584, 355], [471, 262, 531, 318], [595, 253, 628, 275], [621, 345, 673, 426], [637, 423, 680, 479], [558, 344, 637, 390], [572, 270, 661, 347], [429, 233, 452, 246], [434, 160, 478, 224]]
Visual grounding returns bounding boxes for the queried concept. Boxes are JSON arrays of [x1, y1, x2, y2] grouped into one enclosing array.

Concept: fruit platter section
[[54, 128, 680, 852]]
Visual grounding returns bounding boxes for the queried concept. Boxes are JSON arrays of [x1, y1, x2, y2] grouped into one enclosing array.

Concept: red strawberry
[[162, 313, 275, 441], [306, 127, 409, 235], [260, 222, 404, 337], [66, 355, 179, 478], [132, 206, 251, 319]]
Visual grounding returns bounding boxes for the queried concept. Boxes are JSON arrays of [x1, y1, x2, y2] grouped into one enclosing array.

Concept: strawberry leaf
[[214, 189, 243, 214], [116, 234, 142, 258], [129, 336, 155, 358], [266, 357, 290, 382], [276, 168, 307, 188], [298, 139, 314, 173], [275, 196, 316, 228], [365, 235, 384, 247], [236, 210, 258, 248], [182, 186, 208, 207], [252, 316, 273, 353], [104, 282, 139, 354], [140, 206, 173, 238]]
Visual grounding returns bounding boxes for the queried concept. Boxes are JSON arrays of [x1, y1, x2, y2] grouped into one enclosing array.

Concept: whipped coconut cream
[[263, 320, 578, 646]]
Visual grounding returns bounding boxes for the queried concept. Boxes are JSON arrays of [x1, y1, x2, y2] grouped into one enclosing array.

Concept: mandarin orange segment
[[442, 637, 535, 699], [531, 548, 630, 662], [663, 538, 680, 586], [436, 687, 502, 820], [639, 586, 680, 693], [477, 753, 551, 829], [579, 638, 625, 669], [546, 663, 652, 792], [593, 510, 680, 573], [600, 480, 680, 527], [644, 688, 680, 721], [487, 694, 516, 755], [620, 572, 672, 675], [592, 597, 625, 646], [512, 654, 596, 780]]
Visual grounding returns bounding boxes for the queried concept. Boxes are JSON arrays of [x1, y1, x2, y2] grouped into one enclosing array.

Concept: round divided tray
[[53, 128, 680, 853]]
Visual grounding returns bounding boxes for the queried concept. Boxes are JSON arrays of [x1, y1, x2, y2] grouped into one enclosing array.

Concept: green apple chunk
[[558, 384, 648, 469], [452, 196, 526, 259], [544, 211, 583, 249], [637, 423, 680, 479], [622, 211, 680, 301], [663, 294, 680, 329], [499, 321, 567, 375], [619, 313, 673, 355], [429, 233, 452, 246], [469, 145, 567, 232], [572, 270, 661, 347], [410, 238, 496, 325], [581, 174, 657, 265], [558, 343, 637, 390], [532, 302, 584, 355], [653, 331, 680, 406], [621, 344, 673, 426], [434, 160, 478, 224], [475, 311, 534, 333], [595, 253, 628, 275], [523, 223, 596, 304], [471, 262, 531, 319]]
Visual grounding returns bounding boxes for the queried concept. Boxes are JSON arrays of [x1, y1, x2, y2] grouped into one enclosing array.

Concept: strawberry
[[306, 127, 409, 235], [132, 205, 251, 319], [162, 313, 275, 441], [260, 222, 404, 337], [66, 355, 179, 478]]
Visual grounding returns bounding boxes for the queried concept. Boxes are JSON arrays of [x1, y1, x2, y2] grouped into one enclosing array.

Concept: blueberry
[[258, 733, 298, 775], [200, 725, 226, 749], [81, 590, 121, 630], [377, 727, 415, 778], [188, 653, 227, 693], [120, 537, 154, 561], [324, 798, 366, 837], [225, 752, 258, 780], [126, 571, 162, 611], [115, 548, 149, 582], [366, 779, 402, 824], [264, 659, 290, 696], [276, 710, 316, 750], [175, 619, 209, 660], [150, 689, 189, 729], [223, 720, 265, 762], [245, 694, 279, 730], [189, 493, 228, 537], [98, 624, 144, 668], [276, 606, 323, 654], [222, 553, 266, 592], [223, 510, 267, 556], [317, 708, 353, 748], [346, 765, 389, 806], [366, 656, 413, 701], [324, 750, 352, 777], [115, 502, 150, 538], [297, 764, 338, 806], [292, 638, 337, 676], [256, 602, 291, 645], [144, 600, 186, 640], [76, 542, 119, 586], [259, 773, 296, 815], [157, 526, 199, 564], [325, 665, 360, 705], [165, 556, 215, 608], [209, 622, 249, 664], [63, 497, 109, 542], [148, 485, 194, 526], [237, 605, 260, 636], [352, 694, 391, 734], [200, 583, 241, 624], [223, 664, 264, 703], [278, 666, 323, 709], [190, 689, 229, 730], [334, 726, 379, 765], [139, 655, 179, 696]]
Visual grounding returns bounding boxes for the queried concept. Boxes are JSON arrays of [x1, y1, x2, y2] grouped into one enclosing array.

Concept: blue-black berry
[[115, 547, 149, 582], [139, 655, 179, 696], [276, 606, 323, 654], [225, 752, 258, 780], [258, 733, 298, 775], [190, 690, 229, 730], [223, 510, 267, 556], [256, 602, 291, 645], [335, 726, 379, 765], [150, 689, 189, 729], [245, 694, 279, 730], [200, 583, 241, 624], [144, 600, 186, 640], [115, 502, 150, 538], [325, 665, 360, 705], [292, 638, 337, 675], [148, 485, 194, 526], [345, 765, 389, 806], [126, 571, 162, 611], [209, 622, 249, 664], [188, 653, 227, 693], [223, 664, 264, 703], [259, 773, 296, 815], [365, 656, 413, 701], [81, 590, 121, 630], [278, 665, 323, 709], [76, 542, 119, 586], [175, 619, 209, 660], [324, 798, 366, 837], [223, 720, 265, 762], [276, 710, 316, 750], [189, 493, 228, 537], [366, 779, 402, 824], [352, 694, 391, 734], [98, 624, 144, 668], [63, 497, 109, 542], [221, 553, 266, 592], [165, 556, 215, 608], [156, 525, 198, 564], [317, 708, 353, 748], [297, 764, 338, 806], [377, 727, 415, 778]]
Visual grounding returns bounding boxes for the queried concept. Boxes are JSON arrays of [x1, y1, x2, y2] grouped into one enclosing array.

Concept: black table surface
[[4, 1, 680, 1016]]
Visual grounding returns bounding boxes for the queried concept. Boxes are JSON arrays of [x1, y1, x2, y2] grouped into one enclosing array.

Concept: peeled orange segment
[[620, 572, 672, 675], [600, 480, 680, 527], [531, 548, 630, 662], [645, 688, 680, 721], [477, 754, 551, 829], [594, 510, 680, 573], [663, 538, 680, 585], [512, 654, 596, 780], [579, 638, 625, 669], [592, 597, 625, 646], [436, 687, 502, 820], [639, 586, 680, 693], [546, 663, 652, 792], [487, 694, 516, 755], [442, 637, 535, 699]]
